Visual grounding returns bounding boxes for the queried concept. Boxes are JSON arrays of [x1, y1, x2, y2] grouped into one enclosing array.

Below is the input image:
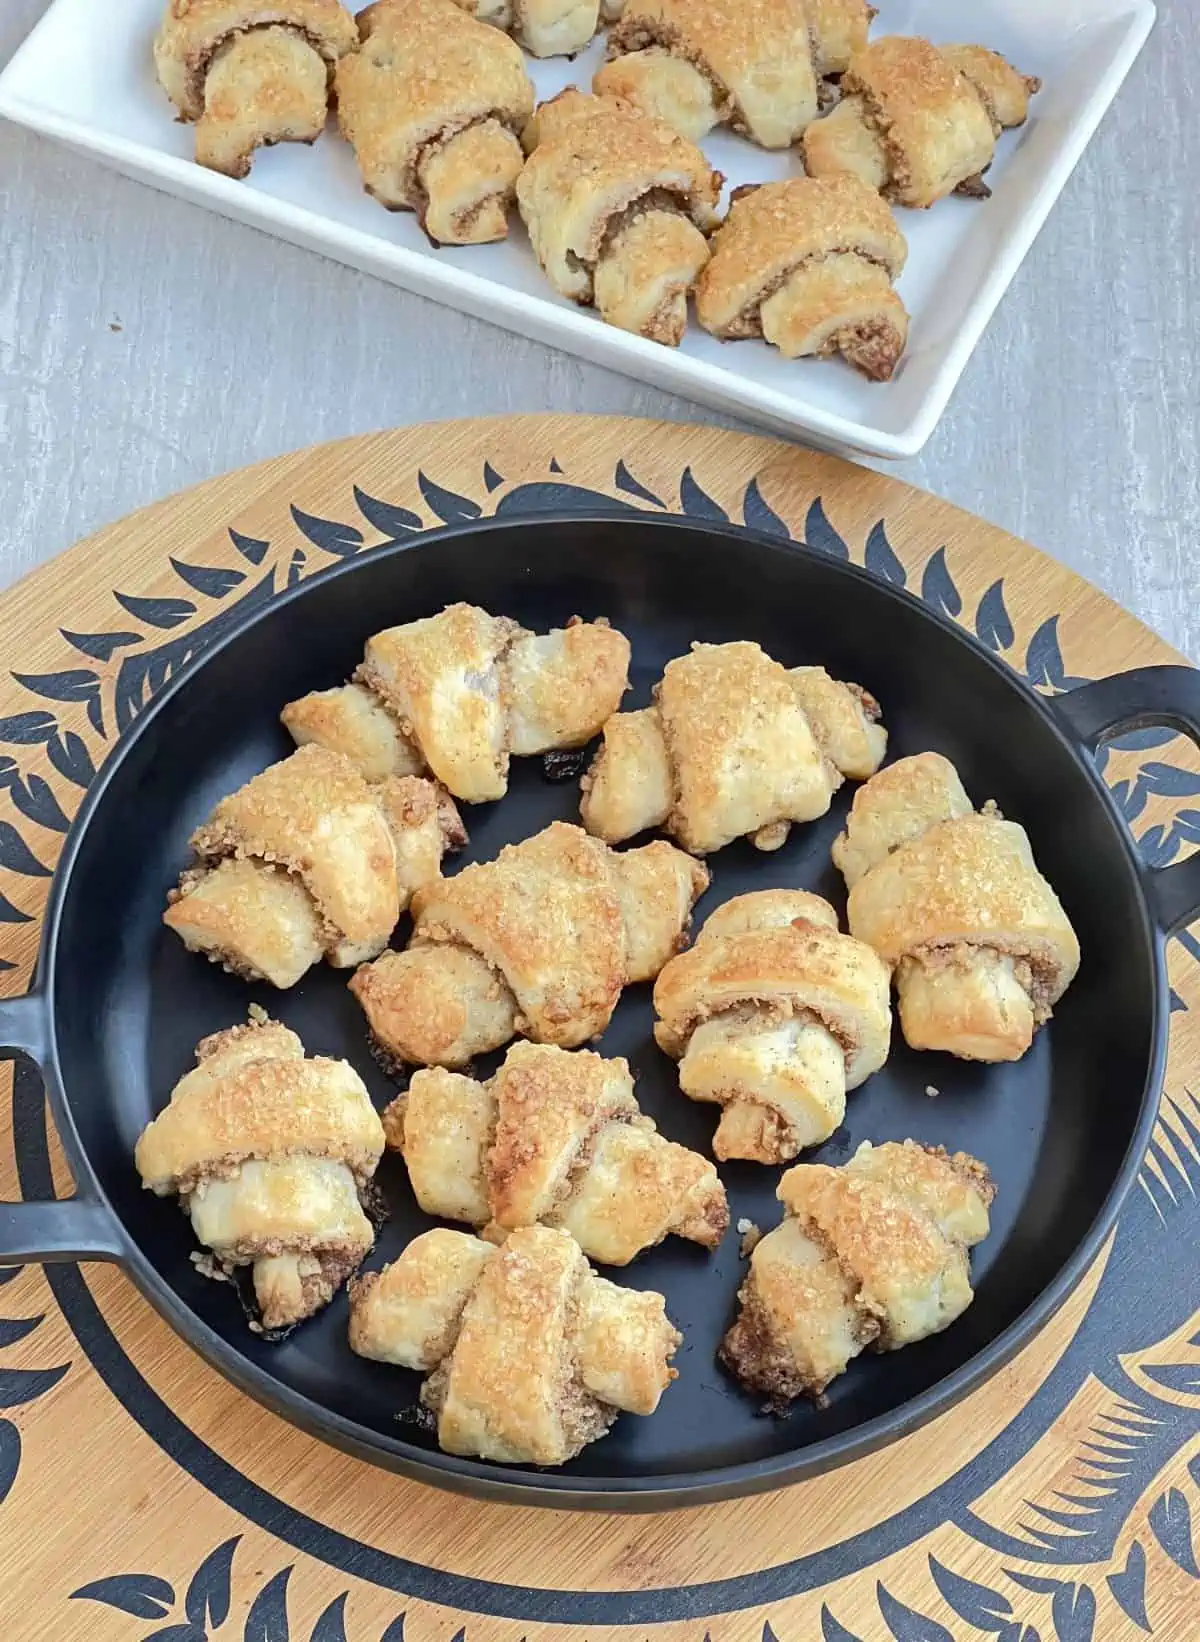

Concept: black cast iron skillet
[[1, 513, 1198, 1511]]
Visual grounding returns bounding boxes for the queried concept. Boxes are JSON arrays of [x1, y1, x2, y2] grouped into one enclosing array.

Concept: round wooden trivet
[[1, 416, 1197, 1642]]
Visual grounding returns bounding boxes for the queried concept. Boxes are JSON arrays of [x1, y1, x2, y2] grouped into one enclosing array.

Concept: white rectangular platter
[[0, 0, 1155, 459]]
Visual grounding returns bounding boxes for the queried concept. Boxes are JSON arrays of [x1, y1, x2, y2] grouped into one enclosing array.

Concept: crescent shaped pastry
[[695, 176, 909, 381], [135, 1015, 386, 1330], [350, 821, 708, 1066], [164, 747, 465, 988], [335, 0, 534, 245], [154, 0, 357, 177], [721, 1139, 994, 1404], [597, 0, 873, 148], [654, 890, 891, 1162], [387, 1041, 728, 1262], [452, 0, 618, 58], [581, 640, 887, 854], [802, 37, 1041, 209], [834, 752, 1080, 1060], [517, 90, 723, 347], [349, 1224, 680, 1464], [282, 603, 631, 804]]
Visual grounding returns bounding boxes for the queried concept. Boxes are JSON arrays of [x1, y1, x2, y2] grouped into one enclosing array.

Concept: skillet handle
[[1052, 665, 1200, 937], [0, 989, 125, 1264]]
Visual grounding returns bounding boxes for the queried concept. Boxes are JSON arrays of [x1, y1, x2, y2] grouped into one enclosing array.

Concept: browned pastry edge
[[352, 943, 519, 1071], [207, 1226, 367, 1268], [719, 1223, 879, 1408], [916, 1142, 998, 1208], [386, 1049, 730, 1255], [165, 865, 277, 985], [492, 1099, 624, 1224], [839, 60, 917, 205], [598, 187, 694, 257], [569, 183, 721, 295], [380, 1090, 409, 1151], [848, 680, 883, 724], [695, 177, 908, 381], [167, 16, 346, 123], [592, 198, 714, 345], [606, 16, 737, 127], [543, 1114, 730, 1252], [948, 56, 1038, 198], [157, 1103, 384, 1193], [422, 124, 518, 246], [716, 1094, 802, 1168], [140, 1057, 386, 1194], [212, 1241, 370, 1332], [856, 816, 1074, 1010], [387, 775, 470, 853], [272, 1245, 364, 1317], [719, 1283, 809, 1409], [721, 1138, 993, 1404], [953, 61, 1042, 135], [837, 40, 1037, 208], [363, 110, 529, 239], [688, 1188, 730, 1246], [170, 1132, 383, 1196], [716, 200, 898, 338], [654, 920, 884, 1058]]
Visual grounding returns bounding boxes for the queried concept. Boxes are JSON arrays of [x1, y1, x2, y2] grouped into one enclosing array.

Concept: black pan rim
[[31, 510, 1168, 1508]]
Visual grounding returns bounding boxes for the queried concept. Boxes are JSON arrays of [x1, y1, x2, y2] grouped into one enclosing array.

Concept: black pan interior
[[50, 516, 1156, 1485]]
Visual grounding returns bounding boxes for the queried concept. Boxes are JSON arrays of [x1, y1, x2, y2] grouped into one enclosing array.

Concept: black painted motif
[[70, 1530, 408, 1640]]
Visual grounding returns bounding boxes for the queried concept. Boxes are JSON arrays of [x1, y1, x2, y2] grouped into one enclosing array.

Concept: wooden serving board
[[1, 416, 1198, 1642]]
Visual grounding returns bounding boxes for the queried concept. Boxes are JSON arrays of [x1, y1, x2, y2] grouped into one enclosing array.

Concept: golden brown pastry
[[581, 641, 887, 854], [154, 0, 358, 178], [335, 0, 534, 246], [350, 820, 708, 1067], [721, 1139, 994, 1404], [939, 45, 1043, 135], [832, 749, 972, 888], [695, 177, 909, 381], [802, 37, 1041, 208], [387, 1041, 727, 1262], [282, 603, 631, 805], [833, 752, 1080, 1061], [598, 0, 873, 148], [281, 681, 425, 785], [654, 890, 891, 1163], [452, 0, 617, 57], [376, 775, 469, 906], [516, 90, 723, 346], [135, 1015, 386, 1330], [349, 1224, 680, 1464], [163, 747, 465, 989]]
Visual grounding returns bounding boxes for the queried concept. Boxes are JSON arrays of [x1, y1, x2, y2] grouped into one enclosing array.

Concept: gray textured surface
[[1, 1, 1195, 658]]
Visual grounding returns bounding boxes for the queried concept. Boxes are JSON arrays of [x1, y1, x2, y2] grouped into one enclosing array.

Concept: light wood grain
[[2, 2, 1198, 663], [0, 418, 1196, 1642]]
